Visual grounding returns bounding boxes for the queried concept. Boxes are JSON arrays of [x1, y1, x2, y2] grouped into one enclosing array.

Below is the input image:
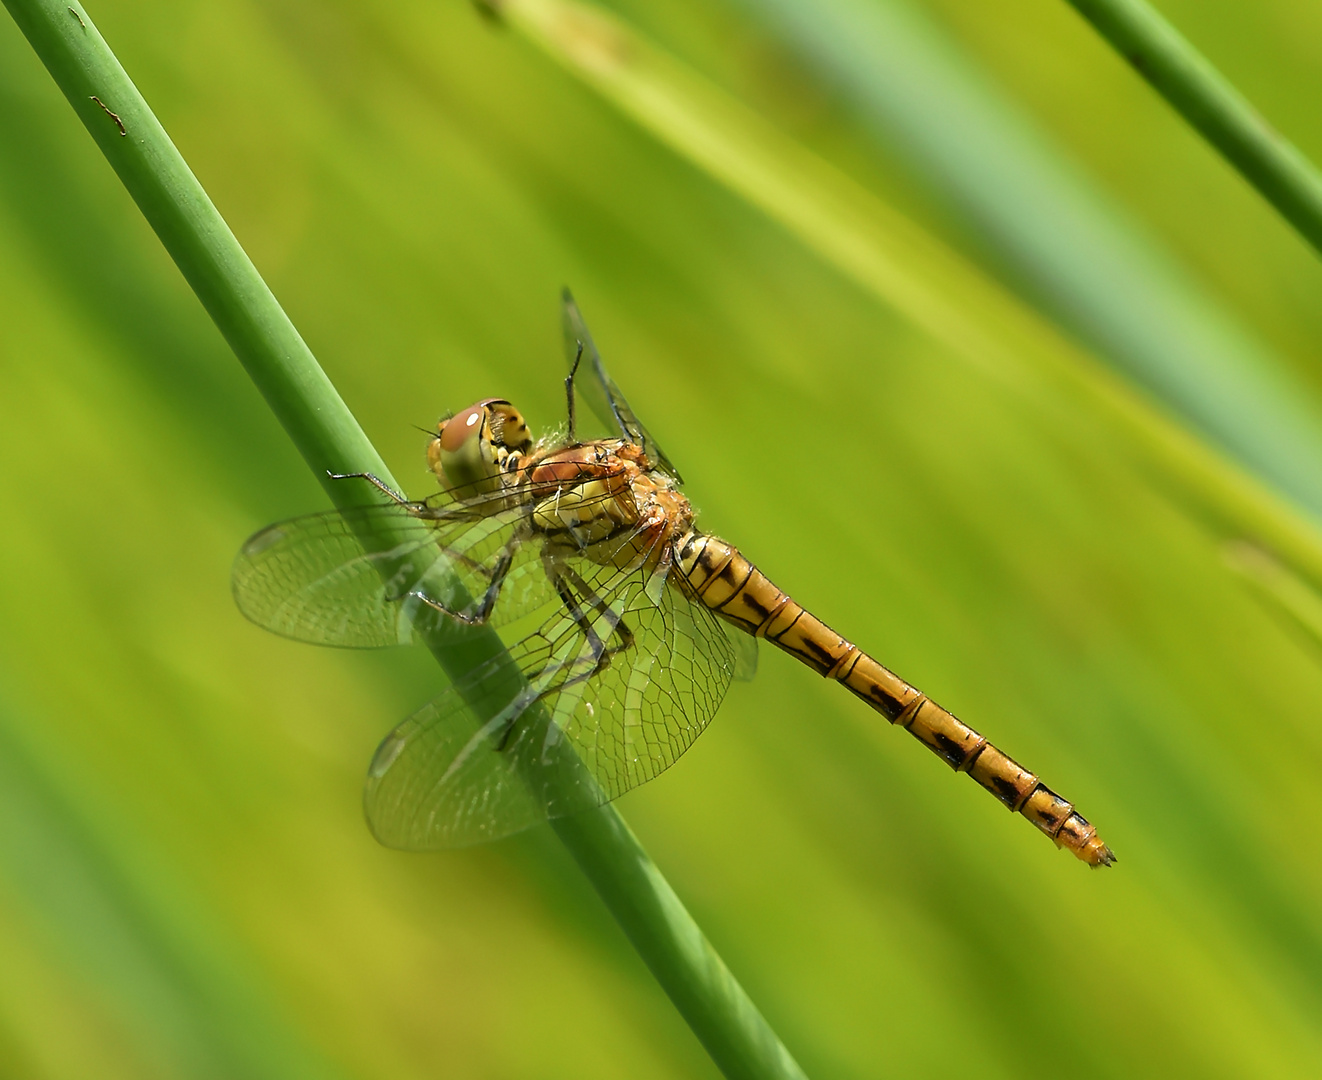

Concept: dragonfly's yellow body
[[422, 387, 1113, 867], [234, 291, 1112, 865], [680, 533, 1113, 866]]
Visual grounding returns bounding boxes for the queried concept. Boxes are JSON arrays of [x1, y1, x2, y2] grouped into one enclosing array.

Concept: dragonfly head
[[429, 399, 532, 493]]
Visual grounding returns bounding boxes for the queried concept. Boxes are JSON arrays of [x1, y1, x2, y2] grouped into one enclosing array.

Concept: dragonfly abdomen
[[677, 532, 1114, 868]]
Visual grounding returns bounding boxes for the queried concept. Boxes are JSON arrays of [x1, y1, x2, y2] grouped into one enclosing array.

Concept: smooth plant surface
[[1, 3, 797, 1073], [1063, 0, 1322, 259], [3, 1, 1322, 1078]]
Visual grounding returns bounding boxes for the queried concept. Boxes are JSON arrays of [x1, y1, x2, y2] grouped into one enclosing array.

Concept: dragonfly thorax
[[520, 439, 695, 573]]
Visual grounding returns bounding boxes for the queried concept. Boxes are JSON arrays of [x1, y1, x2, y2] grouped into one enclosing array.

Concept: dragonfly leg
[[565, 340, 585, 442], [326, 470, 417, 508], [554, 564, 637, 667], [398, 538, 520, 626], [493, 566, 635, 753]]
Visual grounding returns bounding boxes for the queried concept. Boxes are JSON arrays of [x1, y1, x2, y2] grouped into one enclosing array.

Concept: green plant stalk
[[1061, 0, 1322, 259], [1, 2, 807, 1078], [498, 0, 1322, 590], [0, 701, 343, 1080]]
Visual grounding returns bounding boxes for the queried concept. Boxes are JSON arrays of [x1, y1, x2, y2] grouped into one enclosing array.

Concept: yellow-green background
[[3, 0, 1322, 1076]]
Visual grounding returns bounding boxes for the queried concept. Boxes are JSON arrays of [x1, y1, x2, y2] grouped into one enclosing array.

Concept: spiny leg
[[326, 469, 422, 509], [556, 564, 637, 661], [566, 341, 585, 441], [399, 536, 520, 626], [493, 565, 635, 753]]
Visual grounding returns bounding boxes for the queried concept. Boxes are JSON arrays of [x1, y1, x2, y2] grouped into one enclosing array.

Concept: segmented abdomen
[[675, 532, 1114, 867]]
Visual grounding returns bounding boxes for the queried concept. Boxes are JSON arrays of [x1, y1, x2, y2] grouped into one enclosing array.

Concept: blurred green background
[[4, 0, 1322, 1076]]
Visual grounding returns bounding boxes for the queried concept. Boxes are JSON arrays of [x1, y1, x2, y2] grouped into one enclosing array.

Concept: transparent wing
[[233, 505, 534, 647], [562, 288, 684, 483], [364, 551, 737, 848], [727, 624, 758, 682], [232, 470, 626, 648]]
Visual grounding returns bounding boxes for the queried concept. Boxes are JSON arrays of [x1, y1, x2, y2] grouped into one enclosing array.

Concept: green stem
[[2, 2, 807, 1077], [1062, 0, 1322, 259], [4, 0, 389, 502]]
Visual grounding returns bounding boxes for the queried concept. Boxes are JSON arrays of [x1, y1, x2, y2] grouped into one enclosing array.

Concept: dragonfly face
[[429, 398, 533, 495], [232, 291, 1113, 866], [426, 383, 694, 576]]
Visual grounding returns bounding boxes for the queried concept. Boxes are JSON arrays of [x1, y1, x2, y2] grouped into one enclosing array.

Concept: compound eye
[[432, 403, 499, 493], [440, 404, 485, 453]]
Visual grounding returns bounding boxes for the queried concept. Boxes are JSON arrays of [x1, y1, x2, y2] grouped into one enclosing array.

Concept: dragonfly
[[233, 291, 1115, 866]]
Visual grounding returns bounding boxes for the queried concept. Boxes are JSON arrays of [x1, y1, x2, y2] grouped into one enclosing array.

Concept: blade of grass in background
[[1223, 541, 1322, 657], [720, 0, 1322, 521], [496, 0, 1322, 586], [0, 2, 806, 1077], [0, 694, 347, 1080], [1060, 0, 1322, 258], [6, 0, 1322, 1075]]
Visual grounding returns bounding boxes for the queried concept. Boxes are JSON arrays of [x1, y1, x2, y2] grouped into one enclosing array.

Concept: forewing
[[364, 551, 738, 848], [562, 288, 684, 482], [233, 500, 542, 647]]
